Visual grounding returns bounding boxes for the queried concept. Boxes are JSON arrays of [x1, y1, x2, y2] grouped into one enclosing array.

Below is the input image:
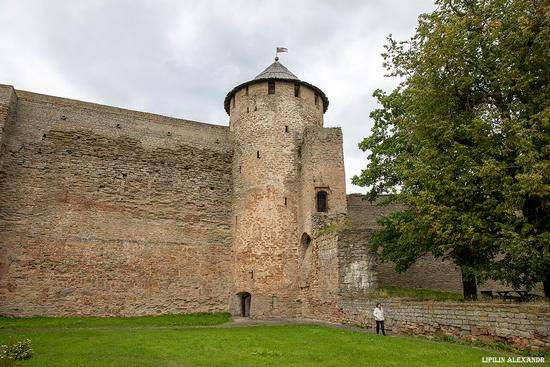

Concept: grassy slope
[[1, 323, 539, 367]]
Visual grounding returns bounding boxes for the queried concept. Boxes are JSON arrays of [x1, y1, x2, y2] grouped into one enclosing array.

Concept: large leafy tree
[[353, 0, 549, 299]]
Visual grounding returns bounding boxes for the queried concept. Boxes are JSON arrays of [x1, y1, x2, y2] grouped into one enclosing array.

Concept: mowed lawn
[[0, 314, 534, 367]]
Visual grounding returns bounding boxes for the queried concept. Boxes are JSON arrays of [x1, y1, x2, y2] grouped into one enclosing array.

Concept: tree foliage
[[353, 0, 550, 298]]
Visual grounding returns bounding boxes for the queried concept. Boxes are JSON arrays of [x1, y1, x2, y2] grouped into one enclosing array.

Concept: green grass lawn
[[0, 312, 230, 329], [0, 314, 542, 367]]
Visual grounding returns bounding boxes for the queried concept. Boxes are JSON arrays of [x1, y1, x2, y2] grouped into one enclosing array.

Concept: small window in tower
[[245, 86, 249, 96], [232, 96, 236, 108], [247, 107, 250, 113], [239, 165, 242, 173], [314, 94, 319, 106], [284, 197, 287, 206], [268, 80, 275, 95], [285, 125, 289, 133], [257, 151, 260, 158], [316, 191, 328, 212], [294, 83, 300, 97]]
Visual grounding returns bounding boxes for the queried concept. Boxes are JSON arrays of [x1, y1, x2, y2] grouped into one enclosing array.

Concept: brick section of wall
[[0, 90, 234, 317], [341, 298, 550, 351], [346, 194, 464, 293]]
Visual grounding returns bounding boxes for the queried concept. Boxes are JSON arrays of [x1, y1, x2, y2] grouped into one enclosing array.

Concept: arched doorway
[[237, 292, 251, 317]]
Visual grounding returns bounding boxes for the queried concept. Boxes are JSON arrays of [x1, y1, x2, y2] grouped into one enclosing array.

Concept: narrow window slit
[[268, 81, 275, 94], [316, 191, 328, 212]]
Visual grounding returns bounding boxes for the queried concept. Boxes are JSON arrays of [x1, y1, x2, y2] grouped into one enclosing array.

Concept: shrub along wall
[[341, 298, 550, 351]]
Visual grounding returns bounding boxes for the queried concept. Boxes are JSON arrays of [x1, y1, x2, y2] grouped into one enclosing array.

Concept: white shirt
[[373, 306, 384, 321]]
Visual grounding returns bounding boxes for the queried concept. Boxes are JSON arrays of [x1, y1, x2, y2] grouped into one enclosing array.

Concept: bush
[[0, 339, 33, 364]]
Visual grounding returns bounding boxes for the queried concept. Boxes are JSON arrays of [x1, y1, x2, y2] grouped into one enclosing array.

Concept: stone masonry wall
[[337, 229, 378, 296], [346, 194, 464, 293], [0, 85, 17, 162], [341, 298, 550, 351], [298, 125, 348, 321], [0, 89, 234, 317], [300, 232, 343, 323], [299, 126, 347, 236]]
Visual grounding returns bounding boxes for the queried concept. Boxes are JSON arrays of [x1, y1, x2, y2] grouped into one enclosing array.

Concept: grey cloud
[[0, 0, 435, 192]]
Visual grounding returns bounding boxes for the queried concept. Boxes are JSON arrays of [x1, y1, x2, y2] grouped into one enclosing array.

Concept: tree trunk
[[462, 274, 478, 300]]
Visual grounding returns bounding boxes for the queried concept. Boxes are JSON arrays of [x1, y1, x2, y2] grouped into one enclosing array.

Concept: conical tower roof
[[224, 58, 328, 115], [254, 60, 299, 81]]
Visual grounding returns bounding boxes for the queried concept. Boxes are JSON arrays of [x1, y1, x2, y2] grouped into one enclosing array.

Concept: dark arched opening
[[237, 292, 251, 317], [316, 191, 328, 212]]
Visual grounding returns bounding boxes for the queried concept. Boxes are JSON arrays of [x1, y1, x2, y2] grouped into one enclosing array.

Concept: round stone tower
[[224, 58, 329, 318]]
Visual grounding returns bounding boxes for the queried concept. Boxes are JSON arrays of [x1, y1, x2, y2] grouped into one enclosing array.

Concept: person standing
[[373, 303, 386, 335]]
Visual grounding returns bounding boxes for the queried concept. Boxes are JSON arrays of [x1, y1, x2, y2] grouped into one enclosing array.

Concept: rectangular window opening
[[294, 83, 300, 97], [232, 96, 236, 108], [257, 151, 260, 159], [268, 81, 275, 95], [284, 197, 287, 206], [314, 94, 319, 106], [285, 125, 289, 133], [245, 86, 249, 96]]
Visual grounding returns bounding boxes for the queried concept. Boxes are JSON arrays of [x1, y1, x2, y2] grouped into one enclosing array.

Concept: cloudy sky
[[0, 0, 435, 193]]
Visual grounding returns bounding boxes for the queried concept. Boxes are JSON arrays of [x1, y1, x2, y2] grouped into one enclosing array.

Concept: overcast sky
[[0, 0, 435, 193]]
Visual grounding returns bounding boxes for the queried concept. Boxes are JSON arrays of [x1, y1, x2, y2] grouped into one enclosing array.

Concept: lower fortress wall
[[0, 87, 234, 316], [341, 298, 550, 351]]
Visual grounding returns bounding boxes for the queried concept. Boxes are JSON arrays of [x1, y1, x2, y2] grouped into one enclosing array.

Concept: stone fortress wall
[[1, 57, 547, 352], [0, 85, 234, 316], [341, 299, 550, 351], [346, 194, 464, 293]]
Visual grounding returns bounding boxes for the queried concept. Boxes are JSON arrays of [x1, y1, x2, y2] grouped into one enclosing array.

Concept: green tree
[[353, 0, 550, 299]]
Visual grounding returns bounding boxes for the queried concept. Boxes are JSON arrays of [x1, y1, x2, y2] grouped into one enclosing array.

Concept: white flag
[[276, 47, 288, 53]]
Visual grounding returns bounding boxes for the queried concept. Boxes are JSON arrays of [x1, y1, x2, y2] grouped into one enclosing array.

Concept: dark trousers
[[376, 320, 385, 335]]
